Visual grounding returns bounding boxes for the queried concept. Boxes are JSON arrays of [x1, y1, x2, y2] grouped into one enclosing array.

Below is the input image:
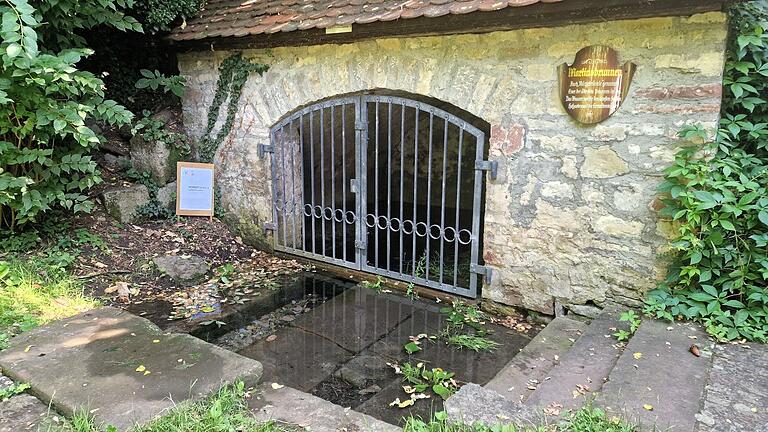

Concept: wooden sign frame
[[558, 45, 637, 124], [176, 161, 215, 218]]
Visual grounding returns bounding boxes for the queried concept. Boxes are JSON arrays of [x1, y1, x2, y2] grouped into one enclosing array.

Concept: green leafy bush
[[0, 0, 136, 231], [135, 69, 186, 97], [131, 0, 203, 34], [646, 4, 768, 342]]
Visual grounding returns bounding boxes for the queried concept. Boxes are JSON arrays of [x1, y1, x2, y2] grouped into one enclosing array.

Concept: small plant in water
[[439, 300, 499, 352], [389, 362, 459, 408], [445, 334, 500, 352], [406, 283, 419, 301], [614, 310, 641, 342], [361, 276, 384, 293]]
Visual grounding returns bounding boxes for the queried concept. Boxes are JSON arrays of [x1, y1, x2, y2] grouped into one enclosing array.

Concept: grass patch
[[403, 406, 637, 432], [0, 256, 98, 348], [50, 381, 291, 432]]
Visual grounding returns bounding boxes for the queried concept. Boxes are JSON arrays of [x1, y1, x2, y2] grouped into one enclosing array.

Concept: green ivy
[[198, 54, 269, 163], [125, 168, 174, 221], [132, 110, 191, 157], [645, 3, 768, 342]]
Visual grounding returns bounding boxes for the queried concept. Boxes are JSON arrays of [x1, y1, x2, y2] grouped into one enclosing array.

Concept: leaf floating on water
[[404, 342, 422, 354], [397, 398, 414, 408]]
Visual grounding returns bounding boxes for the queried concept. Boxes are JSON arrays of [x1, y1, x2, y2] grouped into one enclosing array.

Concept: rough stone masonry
[[178, 12, 728, 315]]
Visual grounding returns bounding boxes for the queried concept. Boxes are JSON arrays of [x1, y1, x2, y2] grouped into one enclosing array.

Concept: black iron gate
[[268, 95, 492, 298]]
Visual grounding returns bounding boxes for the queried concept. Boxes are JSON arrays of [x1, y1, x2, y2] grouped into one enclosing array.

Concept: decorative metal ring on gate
[[443, 226, 457, 242], [303, 204, 313, 217], [389, 217, 401, 232], [377, 215, 389, 230], [345, 211, 356, 224], [401, 219, 415, 235], [274, 200, 284, 212], [283, 201, 295, 213], [334, 209, 344, 223], [429, 224, 442, 240], [313, 205, 323, 218], [415, 222, 428, 237], [458, 229, 473, 245], [323, 207, 334, 221], [365, 214, 376, 228]]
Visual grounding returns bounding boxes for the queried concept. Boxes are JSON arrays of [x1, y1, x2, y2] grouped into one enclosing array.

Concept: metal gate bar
[[269, 95, 487, 297]]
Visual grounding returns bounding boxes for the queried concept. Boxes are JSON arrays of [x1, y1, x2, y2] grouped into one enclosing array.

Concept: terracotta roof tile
[[170, 0, 563, 41]]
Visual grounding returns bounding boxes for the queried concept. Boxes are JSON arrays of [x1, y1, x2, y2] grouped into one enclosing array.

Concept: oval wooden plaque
[[558, 46, 637, 124]]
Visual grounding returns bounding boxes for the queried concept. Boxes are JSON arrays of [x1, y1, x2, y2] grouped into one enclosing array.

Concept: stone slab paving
[[445, 383, 542, 427], [291, 288, 413, 352], [0, 393, 53, 432], [485, 316, 586, 402], [696, 342, 768, 432], [596, 320, 710, 432], [525, 305, 626, 411], [355, 376, 439, 423], [0, 307, 263, 431], [238, 326, 354, 392], [250, 383, 399, 432]]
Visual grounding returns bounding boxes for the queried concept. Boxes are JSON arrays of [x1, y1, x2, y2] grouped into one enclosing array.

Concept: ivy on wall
[[645, 3, 768, 342], [198, 54, 269, 163]]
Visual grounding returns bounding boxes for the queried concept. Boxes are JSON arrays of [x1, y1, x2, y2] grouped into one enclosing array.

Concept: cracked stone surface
[[696, 342, 768, 432]]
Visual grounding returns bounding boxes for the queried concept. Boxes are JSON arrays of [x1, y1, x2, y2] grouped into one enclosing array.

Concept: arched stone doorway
[[267, 91, 493, 298]]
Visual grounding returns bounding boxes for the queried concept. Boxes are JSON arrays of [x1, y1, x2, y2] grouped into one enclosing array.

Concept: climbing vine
[[198, 54, 269, 163]]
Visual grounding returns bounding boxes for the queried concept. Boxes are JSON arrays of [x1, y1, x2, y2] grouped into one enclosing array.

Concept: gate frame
[[268, 94, 489, 299]]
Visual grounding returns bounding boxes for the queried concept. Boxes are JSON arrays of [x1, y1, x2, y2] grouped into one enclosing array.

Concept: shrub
[[0, 0, 136, 231], [646, 3, 768, 342]]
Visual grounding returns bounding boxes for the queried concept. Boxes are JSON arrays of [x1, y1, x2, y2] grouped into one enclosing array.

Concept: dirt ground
[[68, 208, 307, 327]]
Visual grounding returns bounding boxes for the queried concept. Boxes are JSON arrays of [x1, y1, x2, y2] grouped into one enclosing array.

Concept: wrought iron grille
[[269, 95, 489, 298]]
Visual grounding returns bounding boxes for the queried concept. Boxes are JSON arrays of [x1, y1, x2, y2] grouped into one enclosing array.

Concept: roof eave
[[171, 0, 740, 51]]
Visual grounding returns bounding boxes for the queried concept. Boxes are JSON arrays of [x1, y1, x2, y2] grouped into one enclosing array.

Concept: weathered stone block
[[153, 254, 210, 284], [101, 185, 150, 224], [157, 181, 177, 210], [581, 146, 630, 178]]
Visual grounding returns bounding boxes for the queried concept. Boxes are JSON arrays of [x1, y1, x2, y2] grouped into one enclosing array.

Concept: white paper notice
[[178, 166, 213, 211]]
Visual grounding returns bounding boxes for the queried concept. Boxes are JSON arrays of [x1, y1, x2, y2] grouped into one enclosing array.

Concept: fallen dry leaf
[[643, 404, 654, 411], [135, 365, 146, 372], [633, 352, 643, 360], [271, 383, 284, 390], [266, 335, 277, 342], [690, 344, 701, 357]]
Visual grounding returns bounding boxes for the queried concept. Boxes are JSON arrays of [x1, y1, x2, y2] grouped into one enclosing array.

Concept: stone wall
[[178, 12, 728, 315]]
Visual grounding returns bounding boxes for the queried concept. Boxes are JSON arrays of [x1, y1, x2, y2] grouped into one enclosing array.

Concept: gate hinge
[[475, 160, 498, 181], [470, 264, 493, 284], [257, 143, 274, 159], [355, 240, 367, 250], [263, 222, 276, 234]]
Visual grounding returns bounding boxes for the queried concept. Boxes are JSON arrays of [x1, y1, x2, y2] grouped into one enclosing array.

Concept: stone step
[[250, 383, 399, 432], [696, 342, 768, 432], [485, 316, 587, 402], [0, 307, 263, 431], [595, 319, 711, 432], [524, 305, 627, 411], [445, 383, 543, 428]]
